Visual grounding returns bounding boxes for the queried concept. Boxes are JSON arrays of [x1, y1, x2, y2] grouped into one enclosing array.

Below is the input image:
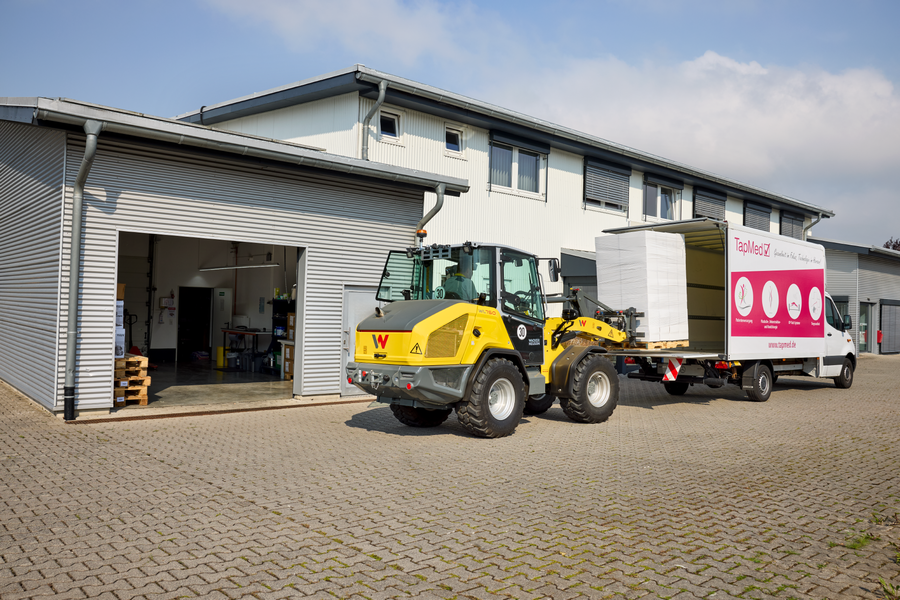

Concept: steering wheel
[[444, 291, 463, 300]]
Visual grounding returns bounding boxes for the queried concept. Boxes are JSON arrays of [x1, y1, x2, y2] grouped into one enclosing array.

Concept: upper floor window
[[445, 128, 461, 152], [781, 211, 804, 239], [379, 112, 399, 140], [584, 160, 630, 213], [643, 183, 675, 219], [490, 143, 543, 195], [694, 189, 727, 220], [744, 202, 772, 231]]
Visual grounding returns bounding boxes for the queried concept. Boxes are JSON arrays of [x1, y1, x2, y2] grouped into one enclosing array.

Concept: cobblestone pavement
[[2, 355, 900, 600]]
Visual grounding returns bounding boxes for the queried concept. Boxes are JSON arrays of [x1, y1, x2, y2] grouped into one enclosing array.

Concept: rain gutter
[[361, 80, 387, 160]]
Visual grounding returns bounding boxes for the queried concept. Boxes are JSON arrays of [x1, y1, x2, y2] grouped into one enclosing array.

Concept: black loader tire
[[833, 358, 854, 389], [523, 393, 555, 415], [456, 358, 525, 438], [389, 405, 452, 428], [663, 381, 690, 396], [559, 355, 619, 423], [746, 364, 773, 402]]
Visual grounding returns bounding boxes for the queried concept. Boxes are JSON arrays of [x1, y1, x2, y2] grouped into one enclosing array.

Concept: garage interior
[[116, 232, 300, 409]]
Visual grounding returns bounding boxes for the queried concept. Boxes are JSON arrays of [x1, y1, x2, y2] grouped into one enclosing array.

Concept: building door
[[177, 287, 212, 362], [881, 303, 900, 354], [859, 303, 873, 353], [341, 287, 382, 395]]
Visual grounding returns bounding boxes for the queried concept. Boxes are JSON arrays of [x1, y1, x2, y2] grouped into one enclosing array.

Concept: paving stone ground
[[2, 355, 900, 599]]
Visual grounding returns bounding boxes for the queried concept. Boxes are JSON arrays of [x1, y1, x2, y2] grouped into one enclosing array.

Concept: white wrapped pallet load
[[595, 231, 689, 342]]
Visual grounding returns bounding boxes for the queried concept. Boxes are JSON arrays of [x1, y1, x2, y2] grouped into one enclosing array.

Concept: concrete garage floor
[[121, 360, 294, 410]]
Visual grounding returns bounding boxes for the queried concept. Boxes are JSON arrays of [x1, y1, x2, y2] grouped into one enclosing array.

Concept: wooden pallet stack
[[113, 354, 151, 407]]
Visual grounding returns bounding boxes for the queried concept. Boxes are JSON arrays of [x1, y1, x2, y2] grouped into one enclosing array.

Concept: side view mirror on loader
[[547, 258, 560, 283]]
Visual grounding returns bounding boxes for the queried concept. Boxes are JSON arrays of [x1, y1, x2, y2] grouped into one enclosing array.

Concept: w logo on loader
[[372, 334, 390, 349], [579, 319, 587, 327]]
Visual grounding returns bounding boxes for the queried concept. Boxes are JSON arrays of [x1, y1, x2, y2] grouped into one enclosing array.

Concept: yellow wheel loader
[[346, 242, 638, 438]]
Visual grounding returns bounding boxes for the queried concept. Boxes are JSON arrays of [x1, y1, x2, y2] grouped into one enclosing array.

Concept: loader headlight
[[431, 367, 466, 389]]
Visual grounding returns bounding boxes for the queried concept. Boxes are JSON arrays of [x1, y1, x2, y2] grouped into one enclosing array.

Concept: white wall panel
[[60, 136, 423, 410], [0, 121, 65, 409], [859, 255, 900, 354], [218, 93, 360, 157], [824, 249, 859, 350]]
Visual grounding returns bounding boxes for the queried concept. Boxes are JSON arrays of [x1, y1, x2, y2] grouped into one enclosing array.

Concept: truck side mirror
[[842, 314, 852, 331], [548, 258, 560, 283]]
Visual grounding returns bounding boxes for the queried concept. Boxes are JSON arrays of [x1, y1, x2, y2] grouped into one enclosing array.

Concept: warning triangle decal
[[410, 343, 422, 355]]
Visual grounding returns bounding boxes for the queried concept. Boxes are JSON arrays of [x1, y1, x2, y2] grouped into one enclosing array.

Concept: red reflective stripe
[[663, 358, 683, 382]]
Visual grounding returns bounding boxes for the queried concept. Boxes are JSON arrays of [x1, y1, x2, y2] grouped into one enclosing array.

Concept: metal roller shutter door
[[881, 303, 900, 354], [0, 121, 65, 410], [60, 136, 424, 409]]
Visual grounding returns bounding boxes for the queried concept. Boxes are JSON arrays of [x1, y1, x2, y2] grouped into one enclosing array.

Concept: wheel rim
[[488, 378, 516, 420], [759, 373, 770, 395], [586, 371, 611, 407], [844, 365, 851, 381]]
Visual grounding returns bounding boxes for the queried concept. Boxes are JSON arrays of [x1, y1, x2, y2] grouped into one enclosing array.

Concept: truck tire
[[559, 355, 619, 424], [663, 381, 690, 396], [833, 358, 854, 389], [523, 393, 555, 415], [456, 358, 525, 438], [746, 364, 773, 402], [389, 405, 452, 428]]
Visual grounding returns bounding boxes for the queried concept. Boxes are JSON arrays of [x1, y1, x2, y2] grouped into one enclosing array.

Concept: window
[[489, 143, 544, 196], [500, 249, 544, 321], [825, 297, 841, 329], [584, 161, 630, 212], [643, 183, 676, 220], [781, 212, 804, 240], [379, 112, 399, 140], [445, 128, 461, 152], [744, 202, 772, 231], [694, 189, 726, 220]]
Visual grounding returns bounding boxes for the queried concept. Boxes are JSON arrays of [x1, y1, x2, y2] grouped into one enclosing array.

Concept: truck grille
[[426, 315, 468, 358]]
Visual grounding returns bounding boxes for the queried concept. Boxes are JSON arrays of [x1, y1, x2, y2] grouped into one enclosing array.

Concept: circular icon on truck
[[786, 284, 802, 319], [735, 277, 753, 316], [517, 324, 527, 340], [809, 287, 822, 321], [762, 281, 779, 318]]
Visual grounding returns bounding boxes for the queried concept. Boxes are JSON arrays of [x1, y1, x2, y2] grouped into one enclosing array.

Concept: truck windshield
[[376, 247, 494, 304]]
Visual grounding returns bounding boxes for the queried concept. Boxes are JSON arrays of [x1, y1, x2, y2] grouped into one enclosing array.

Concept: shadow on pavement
[[345, 406, 489, 438]]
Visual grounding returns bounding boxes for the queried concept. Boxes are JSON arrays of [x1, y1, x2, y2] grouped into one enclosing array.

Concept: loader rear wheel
[[559, 355, 619, 424], [456, 358, 525, 438], [389, 405, 452, 428], [663, 381, 690, 396], [523, 393, 555, 415], [746, 364, 773, 402]]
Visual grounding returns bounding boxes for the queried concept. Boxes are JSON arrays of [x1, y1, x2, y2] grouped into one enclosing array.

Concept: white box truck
[[596, 219, 856, 402]]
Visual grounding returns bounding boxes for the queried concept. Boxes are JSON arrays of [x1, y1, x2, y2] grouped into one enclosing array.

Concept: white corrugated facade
[[0, 121, 65, 407]]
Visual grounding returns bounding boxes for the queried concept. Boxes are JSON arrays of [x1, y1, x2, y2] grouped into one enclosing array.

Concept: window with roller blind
[[584, 160, 631, 212]]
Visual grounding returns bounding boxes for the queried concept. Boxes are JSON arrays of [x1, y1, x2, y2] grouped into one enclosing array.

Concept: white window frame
[[377, 109, 403, 145], [444, 123, 466, 159], [489, 143, 547, 200], [642, 183, 680, 222]]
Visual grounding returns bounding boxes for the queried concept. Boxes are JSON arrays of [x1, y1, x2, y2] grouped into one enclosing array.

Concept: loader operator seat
[[442, 255, 479, 301]]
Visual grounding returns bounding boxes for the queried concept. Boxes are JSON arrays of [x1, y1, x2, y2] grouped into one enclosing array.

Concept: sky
[[2, 0, 898, 246]]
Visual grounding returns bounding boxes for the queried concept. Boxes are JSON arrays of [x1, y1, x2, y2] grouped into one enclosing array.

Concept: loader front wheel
[[523, 393, 555, 415], [389, 405, 452, 428], [456, 358, 525, 438], [560, 355, 619, 424]]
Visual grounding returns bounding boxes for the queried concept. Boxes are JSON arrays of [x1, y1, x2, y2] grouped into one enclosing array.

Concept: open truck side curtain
[[601, 219, 856, 402]]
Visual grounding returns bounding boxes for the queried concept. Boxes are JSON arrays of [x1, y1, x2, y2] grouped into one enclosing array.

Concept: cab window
[[825, 297, 840, 329], [500, 250, 544, 321]]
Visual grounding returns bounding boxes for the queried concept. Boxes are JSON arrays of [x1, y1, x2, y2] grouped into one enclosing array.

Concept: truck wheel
[[833, 358, 854, 389], [456, 358, 525, 438], [663, 381, 689, 396], [560, 355, 619, 424], [523, 393, 555, 415], [746, 364, 773, 402], [389, 405, 452, 428]]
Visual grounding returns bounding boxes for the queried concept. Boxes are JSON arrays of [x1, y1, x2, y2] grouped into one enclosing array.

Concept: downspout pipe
[[802, 212, 824, 241], [361, 80, 388, 161], [416, 183, 445, 247], [64, 119, 103, 420]]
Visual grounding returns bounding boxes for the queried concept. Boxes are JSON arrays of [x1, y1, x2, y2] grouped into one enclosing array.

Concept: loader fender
[[550, 345, 608, 399], [462, 349, 528, 402]]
